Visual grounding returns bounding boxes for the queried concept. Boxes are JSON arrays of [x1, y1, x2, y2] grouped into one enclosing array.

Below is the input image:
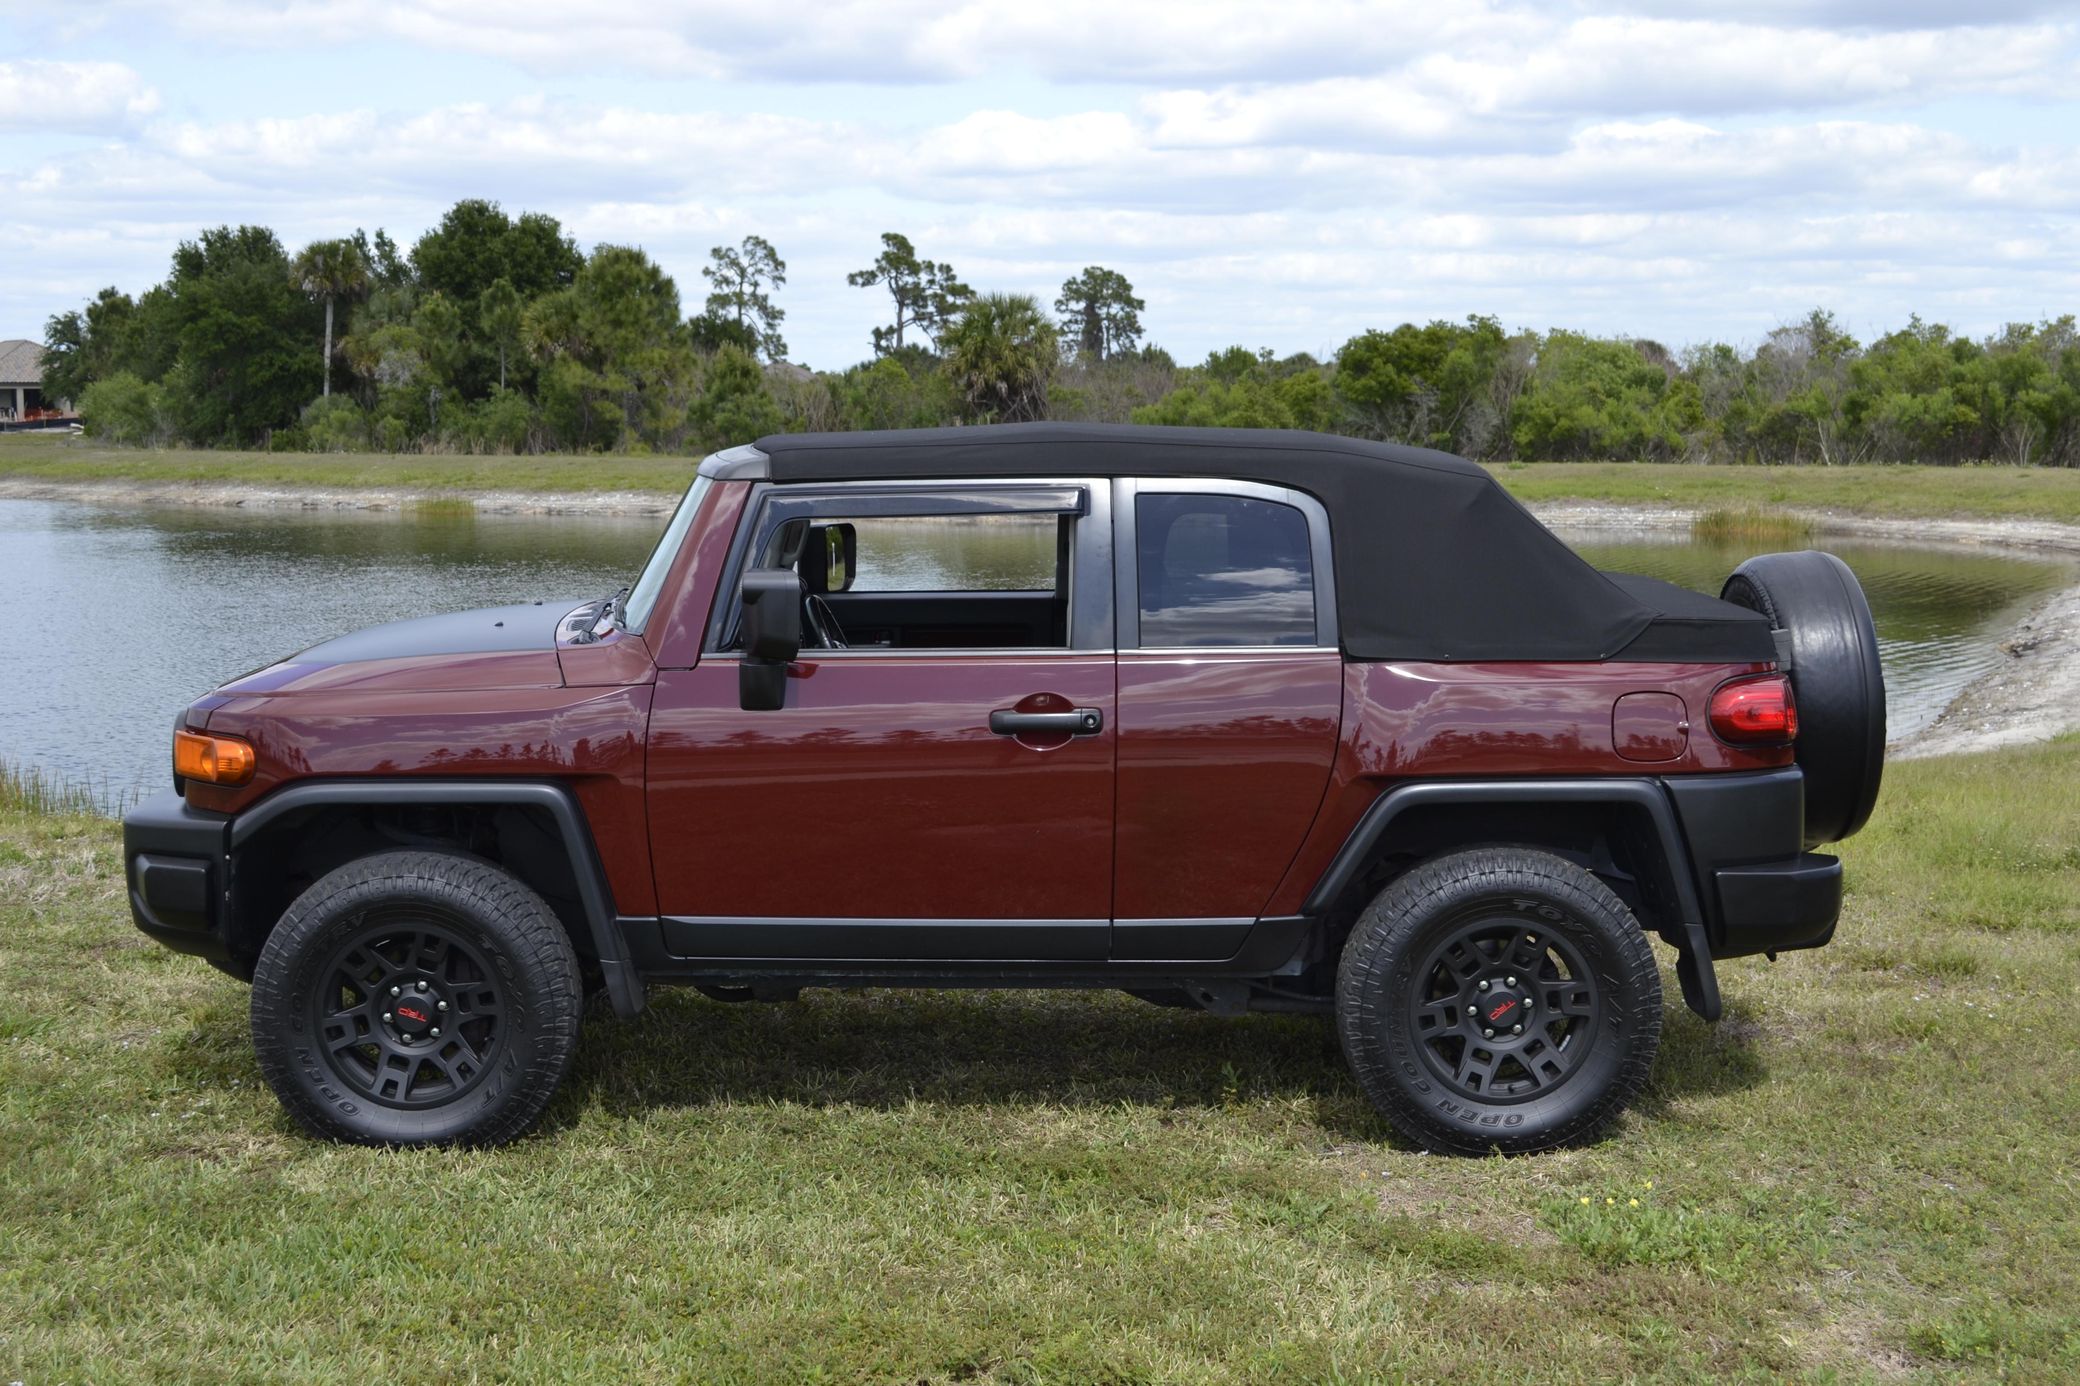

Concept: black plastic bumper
[[123, 790, 232, 962], [1664, 768, 1843, 958], [1713, 852, 1842, 956]]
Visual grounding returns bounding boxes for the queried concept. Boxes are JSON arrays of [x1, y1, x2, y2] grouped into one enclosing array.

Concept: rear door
[[1110, 479, 1346, 961], [646, 479, 1118, 962]]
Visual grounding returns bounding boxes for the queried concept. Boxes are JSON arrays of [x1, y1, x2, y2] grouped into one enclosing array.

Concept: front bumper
[[1664, 768, 1843, 958], [123, 789, 232, 962]]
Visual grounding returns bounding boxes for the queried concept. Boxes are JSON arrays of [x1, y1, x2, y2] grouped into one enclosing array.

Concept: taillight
[[174, 730, 256, 786], [1709, 675, 1798, 745]]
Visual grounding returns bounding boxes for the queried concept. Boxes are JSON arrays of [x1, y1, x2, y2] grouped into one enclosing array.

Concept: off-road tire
[[251, 850, 582, 1147], [1336, 847, 1662, 1155]]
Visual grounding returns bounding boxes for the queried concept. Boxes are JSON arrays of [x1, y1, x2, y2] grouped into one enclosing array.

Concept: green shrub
[[76, 372, 172, 445], [300, 395, 368, 452]]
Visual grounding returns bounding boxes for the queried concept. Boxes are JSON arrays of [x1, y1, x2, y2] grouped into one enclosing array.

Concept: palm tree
[[940, 292, 1059, 424], [293, 238, 371, 397]]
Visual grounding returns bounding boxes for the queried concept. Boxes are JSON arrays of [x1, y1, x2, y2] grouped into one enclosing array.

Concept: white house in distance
[[1, 338, 71, 423]]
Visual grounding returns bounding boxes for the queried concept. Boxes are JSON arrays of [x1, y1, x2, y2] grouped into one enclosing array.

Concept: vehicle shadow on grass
[[548, 984, 1770, 1142]]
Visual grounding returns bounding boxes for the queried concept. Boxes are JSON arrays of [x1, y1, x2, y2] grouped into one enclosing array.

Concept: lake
[[1, 497, 2068, 809]]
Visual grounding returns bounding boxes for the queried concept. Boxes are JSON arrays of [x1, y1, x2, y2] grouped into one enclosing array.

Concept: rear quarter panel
[[1264, 660, 1792, 917]]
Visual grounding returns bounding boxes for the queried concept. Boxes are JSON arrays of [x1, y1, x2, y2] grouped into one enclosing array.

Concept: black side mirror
[[805, 523, 857, 594], [738, 568, 801, 711]]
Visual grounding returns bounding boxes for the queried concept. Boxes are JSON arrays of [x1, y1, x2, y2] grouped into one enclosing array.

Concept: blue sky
[[5, 1, 2079, 369]]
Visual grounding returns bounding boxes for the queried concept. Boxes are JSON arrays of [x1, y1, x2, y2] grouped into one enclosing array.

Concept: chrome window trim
[[1113, 477, 1340, 652]]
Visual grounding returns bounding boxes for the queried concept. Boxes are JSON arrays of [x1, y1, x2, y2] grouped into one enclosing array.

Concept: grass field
[[3, 744, 2077, 1382], [7, 432, 2080, 525]]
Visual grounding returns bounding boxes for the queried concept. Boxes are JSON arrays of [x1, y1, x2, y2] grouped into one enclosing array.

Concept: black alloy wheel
[[1407, 917, 1602, 1103], [309, 918, 508, 1108]]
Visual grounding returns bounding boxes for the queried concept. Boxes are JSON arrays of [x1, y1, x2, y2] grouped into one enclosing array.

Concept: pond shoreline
[[6, 476, 2077, 759]]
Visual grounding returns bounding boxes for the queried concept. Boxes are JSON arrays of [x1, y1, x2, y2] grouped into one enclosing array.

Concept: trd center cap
[[1479, 991, 1525, 1032], [391, 996, 436, 1035]]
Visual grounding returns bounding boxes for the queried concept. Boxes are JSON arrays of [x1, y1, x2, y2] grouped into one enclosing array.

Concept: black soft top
[[755, 423, 1773, 663]]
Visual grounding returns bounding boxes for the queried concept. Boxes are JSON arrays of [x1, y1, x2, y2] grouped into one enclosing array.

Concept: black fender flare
[[229, 779, 645, 1018], [1302, 778, 1721, 1021]]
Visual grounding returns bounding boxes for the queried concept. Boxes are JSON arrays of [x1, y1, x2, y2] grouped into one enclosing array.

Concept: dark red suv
[[123, 425, 1884, 1153]]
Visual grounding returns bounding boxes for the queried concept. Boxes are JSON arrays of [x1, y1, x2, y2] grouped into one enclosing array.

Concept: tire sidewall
[[253, 860, 569, 1146], [1340, 852, 1661, 1154]]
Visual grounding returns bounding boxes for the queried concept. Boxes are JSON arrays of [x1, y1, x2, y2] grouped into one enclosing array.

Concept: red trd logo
[[396, 1004, 429, 1023], [1486, 998, 1518, 1023]]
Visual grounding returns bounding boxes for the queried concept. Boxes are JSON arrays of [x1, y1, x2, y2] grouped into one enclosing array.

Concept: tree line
[[40, 199, 2080, 465]]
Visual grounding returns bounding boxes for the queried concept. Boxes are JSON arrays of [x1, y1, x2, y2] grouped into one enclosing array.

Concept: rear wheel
[[250, 850, 582, 1147], [1336, 847, 1662, 1155]]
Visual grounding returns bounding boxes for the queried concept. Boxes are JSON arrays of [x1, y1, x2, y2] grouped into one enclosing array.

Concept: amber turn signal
[[1708, 675, 1799, 745], [174, 730, 256, 785]]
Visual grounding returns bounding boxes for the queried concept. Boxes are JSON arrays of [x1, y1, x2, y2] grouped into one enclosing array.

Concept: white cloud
[[2, 1, 2078, 365], [0, 60, 159, 133]]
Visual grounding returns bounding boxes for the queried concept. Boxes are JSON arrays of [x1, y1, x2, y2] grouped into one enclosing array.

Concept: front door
[[646, 479, 1117, 961]]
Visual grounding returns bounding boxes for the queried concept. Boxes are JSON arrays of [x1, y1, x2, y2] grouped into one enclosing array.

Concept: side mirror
[[738, 568, 801, 711], [806, 523, 857, 594]]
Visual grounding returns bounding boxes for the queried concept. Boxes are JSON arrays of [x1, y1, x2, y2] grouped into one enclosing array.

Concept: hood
[[217, 599, 588, 696]]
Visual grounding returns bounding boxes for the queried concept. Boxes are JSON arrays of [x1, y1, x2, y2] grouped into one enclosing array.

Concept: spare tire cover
[[1721, 551, 1885, 846]]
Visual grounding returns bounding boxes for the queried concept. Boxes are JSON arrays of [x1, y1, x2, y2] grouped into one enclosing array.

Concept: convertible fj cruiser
[[123, 424, 1884, 1154]]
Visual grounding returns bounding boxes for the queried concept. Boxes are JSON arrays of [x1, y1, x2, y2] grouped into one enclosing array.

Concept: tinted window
[[1136, 493, 1316, 647]]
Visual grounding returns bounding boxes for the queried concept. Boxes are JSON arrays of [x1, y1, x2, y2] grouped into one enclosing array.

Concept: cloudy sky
[[6, 1, 2079, 368]]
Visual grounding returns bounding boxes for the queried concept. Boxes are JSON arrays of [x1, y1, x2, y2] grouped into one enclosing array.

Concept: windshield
[[622, 474, 713, 635]]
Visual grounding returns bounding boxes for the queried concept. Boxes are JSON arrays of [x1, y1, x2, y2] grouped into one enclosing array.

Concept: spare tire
[[1721, 551, 1885, 846]]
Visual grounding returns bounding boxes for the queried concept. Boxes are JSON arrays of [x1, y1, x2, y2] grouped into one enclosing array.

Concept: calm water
[[1, 498, 2068, 809]]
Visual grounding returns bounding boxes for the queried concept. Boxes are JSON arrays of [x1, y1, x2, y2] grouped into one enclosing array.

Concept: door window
[[1135, 493, 1316, 647]]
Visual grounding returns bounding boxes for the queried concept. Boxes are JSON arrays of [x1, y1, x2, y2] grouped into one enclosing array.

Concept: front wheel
[[1336, 847, 1662, 1155], [250, 850, 582, 1147]]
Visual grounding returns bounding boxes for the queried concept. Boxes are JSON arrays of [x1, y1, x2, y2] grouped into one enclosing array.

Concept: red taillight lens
[[1709, 675, 1798, 745]]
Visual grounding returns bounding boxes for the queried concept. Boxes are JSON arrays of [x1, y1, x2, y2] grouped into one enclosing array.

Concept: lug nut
[[1478, 980, 1491, 992], [1512, 1024, 1523, 1035], [430, 1027, 441, 1037], [1466, 1004, 1477, 1015], [416, 981, 429, 992], [390, 985, 400, 996], [1506, 976, 1517, 987], [437, 1001, 449, 1012], [1483, 1028, 1495, 1039], [1522, 998, 1533, 1011], [383, 1012, 392, 1022]]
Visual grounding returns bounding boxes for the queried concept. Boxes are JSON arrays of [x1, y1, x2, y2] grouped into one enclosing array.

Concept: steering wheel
[[803, 592, 848, 650]]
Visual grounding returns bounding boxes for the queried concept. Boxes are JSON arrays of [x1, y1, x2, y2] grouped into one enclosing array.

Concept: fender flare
[[1301, 777, 1720, 1021], [229, 779, 645, 1018]]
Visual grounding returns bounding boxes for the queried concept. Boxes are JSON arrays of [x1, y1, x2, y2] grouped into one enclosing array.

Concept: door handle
[[989, 708, 1104, 737]]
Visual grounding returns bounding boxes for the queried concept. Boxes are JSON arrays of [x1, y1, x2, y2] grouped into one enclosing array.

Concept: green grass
[[0, 761, 119, 817], [9, 432, 2080, 525], [1496, 459, 2080, 525], [1689, 506, 1816, 543], [4, 744, 2078, 1380]]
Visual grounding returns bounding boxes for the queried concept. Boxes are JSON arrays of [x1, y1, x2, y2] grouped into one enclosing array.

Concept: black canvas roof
[[755, 423, 1773, 663]]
